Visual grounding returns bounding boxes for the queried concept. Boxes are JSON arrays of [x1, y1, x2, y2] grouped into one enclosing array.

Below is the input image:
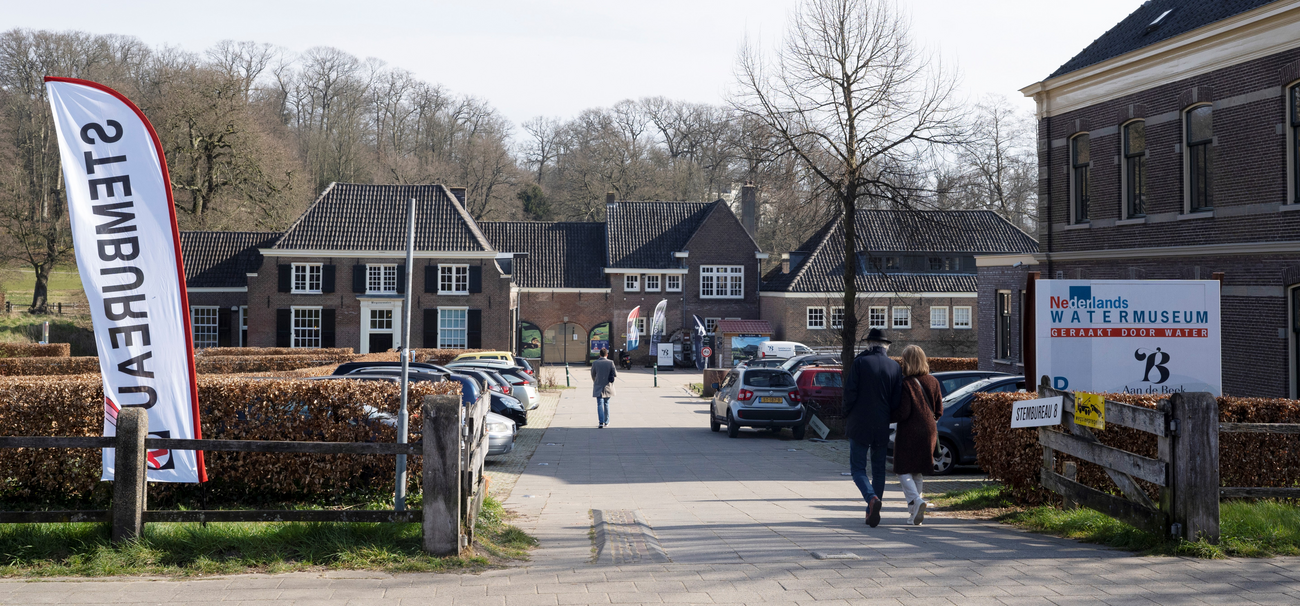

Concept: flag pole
[[395, 196, 416, 511]]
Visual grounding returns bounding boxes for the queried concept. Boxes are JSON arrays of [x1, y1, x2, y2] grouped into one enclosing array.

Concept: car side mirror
[[711, 383, 720, 391]]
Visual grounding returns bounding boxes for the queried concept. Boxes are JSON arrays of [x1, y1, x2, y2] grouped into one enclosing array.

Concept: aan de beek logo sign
[[1036, 280, 1222, 396]]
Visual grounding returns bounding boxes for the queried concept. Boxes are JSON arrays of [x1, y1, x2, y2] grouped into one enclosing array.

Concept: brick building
[[761, 209, 1037, 357], [181, 231, 280, 348], [1015, 0, 1300, 397]]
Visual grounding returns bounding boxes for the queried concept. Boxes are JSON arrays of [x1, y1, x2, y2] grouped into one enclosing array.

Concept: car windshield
[[942, 378, 1001, 409], [743, 370, 795, 388]]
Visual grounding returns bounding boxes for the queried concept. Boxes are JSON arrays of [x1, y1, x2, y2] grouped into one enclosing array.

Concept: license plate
[[760, 396, 783, 403]]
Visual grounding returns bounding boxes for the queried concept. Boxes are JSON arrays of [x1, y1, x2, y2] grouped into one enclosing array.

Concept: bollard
[[565, 363, 570, 387], [111, 407, 148, 543], [654, 363, 658, 387]]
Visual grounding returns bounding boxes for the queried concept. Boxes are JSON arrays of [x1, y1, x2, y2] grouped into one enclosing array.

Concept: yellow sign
[[1074, 392, 1105, 430]]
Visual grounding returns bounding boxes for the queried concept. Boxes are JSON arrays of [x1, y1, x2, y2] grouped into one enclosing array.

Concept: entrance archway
[[543, 322, 587, 364]]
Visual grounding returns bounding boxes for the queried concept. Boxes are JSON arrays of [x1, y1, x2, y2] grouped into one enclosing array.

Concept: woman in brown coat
[[890, 345, 944, 525]]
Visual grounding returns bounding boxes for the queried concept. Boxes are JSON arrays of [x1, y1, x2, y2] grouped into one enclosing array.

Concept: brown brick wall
[[976, 265, 1035, 376], [760, 294, 978, 357]]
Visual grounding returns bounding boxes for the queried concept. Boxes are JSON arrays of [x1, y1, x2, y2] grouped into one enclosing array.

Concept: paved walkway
[[2, 368, 1298, 605]]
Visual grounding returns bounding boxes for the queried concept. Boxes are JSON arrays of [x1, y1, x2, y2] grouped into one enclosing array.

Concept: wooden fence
[[1038, 381, 1300, 544], [0, 393, 488, 556]]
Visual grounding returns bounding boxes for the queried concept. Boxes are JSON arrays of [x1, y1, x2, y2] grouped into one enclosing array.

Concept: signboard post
[[1036, 280, 1222, 396], [656, 343, 673, 369]]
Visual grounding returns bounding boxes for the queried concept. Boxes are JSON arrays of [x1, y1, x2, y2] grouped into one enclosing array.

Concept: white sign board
[[1010, 396, 1063, 428], [1036, 280, 1221, 396], [656, 343, 673, 367]]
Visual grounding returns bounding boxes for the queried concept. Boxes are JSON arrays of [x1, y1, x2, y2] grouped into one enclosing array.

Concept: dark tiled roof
[[273, 183, 491, 252], [1047, 0, 1277, 80], [605, 201, 716, 269], [763, 210, 1038, 293], [180, 231, 280, 288], [715, 319, 771, 335], [479, 221, 608, 289]]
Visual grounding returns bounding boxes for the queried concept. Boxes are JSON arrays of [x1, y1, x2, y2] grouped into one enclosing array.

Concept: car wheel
[[727, 411, 739, 438], [932, 439, 957, 476], [710, 413, 721, 432], [791, 424, 806, 440]]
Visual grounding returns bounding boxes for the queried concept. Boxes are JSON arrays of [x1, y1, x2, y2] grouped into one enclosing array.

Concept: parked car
[[888, 375, 1026, 475], [448, 360, 540, 409], [709, 367, 807, 439], [449, 367, 512, 396], [333, 361, 450, 375], [760, 341, 815, 359], [781, 354, 840, 374], [452, 350, 515, 364], [488, 392, 528, 426], [740, 358, 786, 369], [514, 357, 535, 376], [792, 367, 842, 414], [485, 411, 516, 456], [931, 370, 1013, 397], [338, 364, 482, 409]]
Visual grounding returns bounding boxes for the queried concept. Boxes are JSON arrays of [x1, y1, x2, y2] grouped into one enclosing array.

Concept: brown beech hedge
[[0, 375, 460, 501], [196, 347, 354, 358], [972, 392, 1300, 505], [0, 354, 366, 376], [0, 343, 71, 358]]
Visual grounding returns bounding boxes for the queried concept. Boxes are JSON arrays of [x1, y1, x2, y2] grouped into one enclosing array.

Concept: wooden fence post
[[1170, 392, 1220, 544], [111, 407, 148, 543], [422, 394, 462, 556]]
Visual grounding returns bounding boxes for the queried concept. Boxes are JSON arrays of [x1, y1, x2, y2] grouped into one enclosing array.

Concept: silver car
[[448, 361, 540, 409], [485, 411, 516, 456], [709, 367, 807, 440]]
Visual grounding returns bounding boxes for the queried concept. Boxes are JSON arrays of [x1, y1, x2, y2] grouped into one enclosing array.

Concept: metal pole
[[565, 362, 571, 387], [654, 361, 658, 387], [395, 197, 416, 511]]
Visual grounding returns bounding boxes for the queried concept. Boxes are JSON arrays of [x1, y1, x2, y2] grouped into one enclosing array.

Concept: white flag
[[46, 77, 206, 483]]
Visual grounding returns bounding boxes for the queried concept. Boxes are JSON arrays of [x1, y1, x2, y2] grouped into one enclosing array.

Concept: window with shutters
[[665, 274, 681, 292], [191, 306, 219, 349], [292, 263, 322, 293], [806, 307, 826, 329], [700, 265, 743, 299], [868, 306, 887, 329], [644, 274, 660, 292], [439, 264, 469, 294], [892, 306, 911, 329], [367, 264, 398, 294], [624, 274, 639, 292], [292, 307, 322, 348], [953, 306, 972, 329], [438, 308, 468, 348], [930, 306, 949, 329], [830, 306, 844, 330]]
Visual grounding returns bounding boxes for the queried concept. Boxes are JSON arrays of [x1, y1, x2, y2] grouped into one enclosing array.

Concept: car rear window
[[813, 372, 841, 387], [743, 370, 795, 388]]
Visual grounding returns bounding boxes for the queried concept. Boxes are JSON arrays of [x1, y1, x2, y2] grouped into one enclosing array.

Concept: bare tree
[[733, 0, 963, 362], [520, 116, 561, 185], [953, 95, 1037, 232]]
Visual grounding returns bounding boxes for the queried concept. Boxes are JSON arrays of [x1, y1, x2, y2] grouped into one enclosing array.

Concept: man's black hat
[[865, 328, 891, 344]]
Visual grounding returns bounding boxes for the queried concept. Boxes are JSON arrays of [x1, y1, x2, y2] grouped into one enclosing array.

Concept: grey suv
[[709, 367, 807, 439]]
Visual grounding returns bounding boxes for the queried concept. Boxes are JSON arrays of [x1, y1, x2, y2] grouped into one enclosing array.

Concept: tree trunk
[[30, 263, 51, 313], [840, 187, 858, 364]]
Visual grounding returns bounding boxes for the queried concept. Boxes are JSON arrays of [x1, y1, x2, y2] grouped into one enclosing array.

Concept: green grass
[[0, 314, 96, 355], [936, 485, 1300, 558], [0, 495, 535, 577], [1, 267, 84, 302], [688, 383, 703, 395]]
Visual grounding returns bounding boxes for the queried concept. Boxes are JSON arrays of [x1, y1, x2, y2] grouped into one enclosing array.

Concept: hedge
[[196, 347, 354, 358], [0, 375, 460, 502], [972, 392, 1300, 505], [0, 356, 100, 376], [0, 343, 71, 358], [0, 354, 362, 376], [413, 348, 489, 365]]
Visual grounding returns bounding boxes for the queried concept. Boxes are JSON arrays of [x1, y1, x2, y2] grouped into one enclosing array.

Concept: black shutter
[[468, 265, 482, 293], [276, 309, 291, 347], [321, 309, 336, 348], [353, 265, 366, 293], [278, 265, 291, 292], [467, 309, 482, 348], [423, 309, 439, 348], [217, 308, 232, 347], [397, 264, 407, 294], [424, 265, 437, 293], [322, 265, 336, 293]]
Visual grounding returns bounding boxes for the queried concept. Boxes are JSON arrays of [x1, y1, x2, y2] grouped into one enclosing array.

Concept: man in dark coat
[[590, 349, 617, 428], [842, 328, 903, 527]]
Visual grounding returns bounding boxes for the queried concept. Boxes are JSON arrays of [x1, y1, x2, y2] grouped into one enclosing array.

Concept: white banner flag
[[46, 77, 206, 483]]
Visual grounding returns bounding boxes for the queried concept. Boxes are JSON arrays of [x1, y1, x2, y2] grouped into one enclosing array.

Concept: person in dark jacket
[[590, 349, 617, 428], [841, 328, 903, 527], [891, 345, 944, 526]]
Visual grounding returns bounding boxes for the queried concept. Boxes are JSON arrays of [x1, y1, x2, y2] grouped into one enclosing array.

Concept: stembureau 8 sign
[[1036, 280, 1222, 396]]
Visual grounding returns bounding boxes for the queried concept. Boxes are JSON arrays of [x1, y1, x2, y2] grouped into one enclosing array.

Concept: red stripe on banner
[[1049, 327, 1209, 338], [44, 76, 207, 482]]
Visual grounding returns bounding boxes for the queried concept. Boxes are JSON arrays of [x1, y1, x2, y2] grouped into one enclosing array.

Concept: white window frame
[[191, 306, 219, 349], [367, 263, 398, 294], [830, 306, 844, 330], [291, 306, 322, 348], [635, 317, 647, 335], [930, 306, 949, 329], [438, 307, 469, 349], [665, 274, 682, 292], [624, 274, 640, 292], [291, 263, 322, 294], [439, 264, 469, 295], [700, 265, 743, 299], [238, 305, 248, 347], [806, 306, 826, 330], [644, 274, 660, 292], [868, 306, 887, 329], [705, 317, 720, 333], [953, 306, 972, 329], [892, 306, 911, 329]]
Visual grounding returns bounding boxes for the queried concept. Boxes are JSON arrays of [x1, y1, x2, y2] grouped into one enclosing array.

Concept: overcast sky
[[11, 0, 1142, 129]]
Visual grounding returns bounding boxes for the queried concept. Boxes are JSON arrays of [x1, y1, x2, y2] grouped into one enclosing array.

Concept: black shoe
[[867, 497, 882, 527]]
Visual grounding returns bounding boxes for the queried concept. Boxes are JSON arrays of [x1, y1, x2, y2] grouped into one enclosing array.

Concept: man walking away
[[842, 328, 902, 527], [591, 348, 617, 428]]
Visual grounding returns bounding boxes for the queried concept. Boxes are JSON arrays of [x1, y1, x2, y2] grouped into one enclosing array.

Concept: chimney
[[781, 253, 791, 274], [449, 186, 467, 204], [740, 182, 758, 238], [605, 191, 616, 204]]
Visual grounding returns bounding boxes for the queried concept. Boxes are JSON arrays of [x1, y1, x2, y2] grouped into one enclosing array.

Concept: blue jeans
[[849, 437, 888, 503], [596, 397, 609, 425]]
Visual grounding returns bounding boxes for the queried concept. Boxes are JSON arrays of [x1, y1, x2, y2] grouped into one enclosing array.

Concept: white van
[[760, 341, 815, 359]]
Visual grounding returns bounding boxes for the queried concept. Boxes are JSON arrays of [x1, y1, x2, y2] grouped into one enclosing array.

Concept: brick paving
[[2, 369, 1297, 605], [486, 391, 562, 500]]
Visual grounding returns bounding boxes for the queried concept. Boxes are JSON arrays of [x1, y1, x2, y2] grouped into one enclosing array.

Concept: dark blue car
[[889, 375, 1025, 475]]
